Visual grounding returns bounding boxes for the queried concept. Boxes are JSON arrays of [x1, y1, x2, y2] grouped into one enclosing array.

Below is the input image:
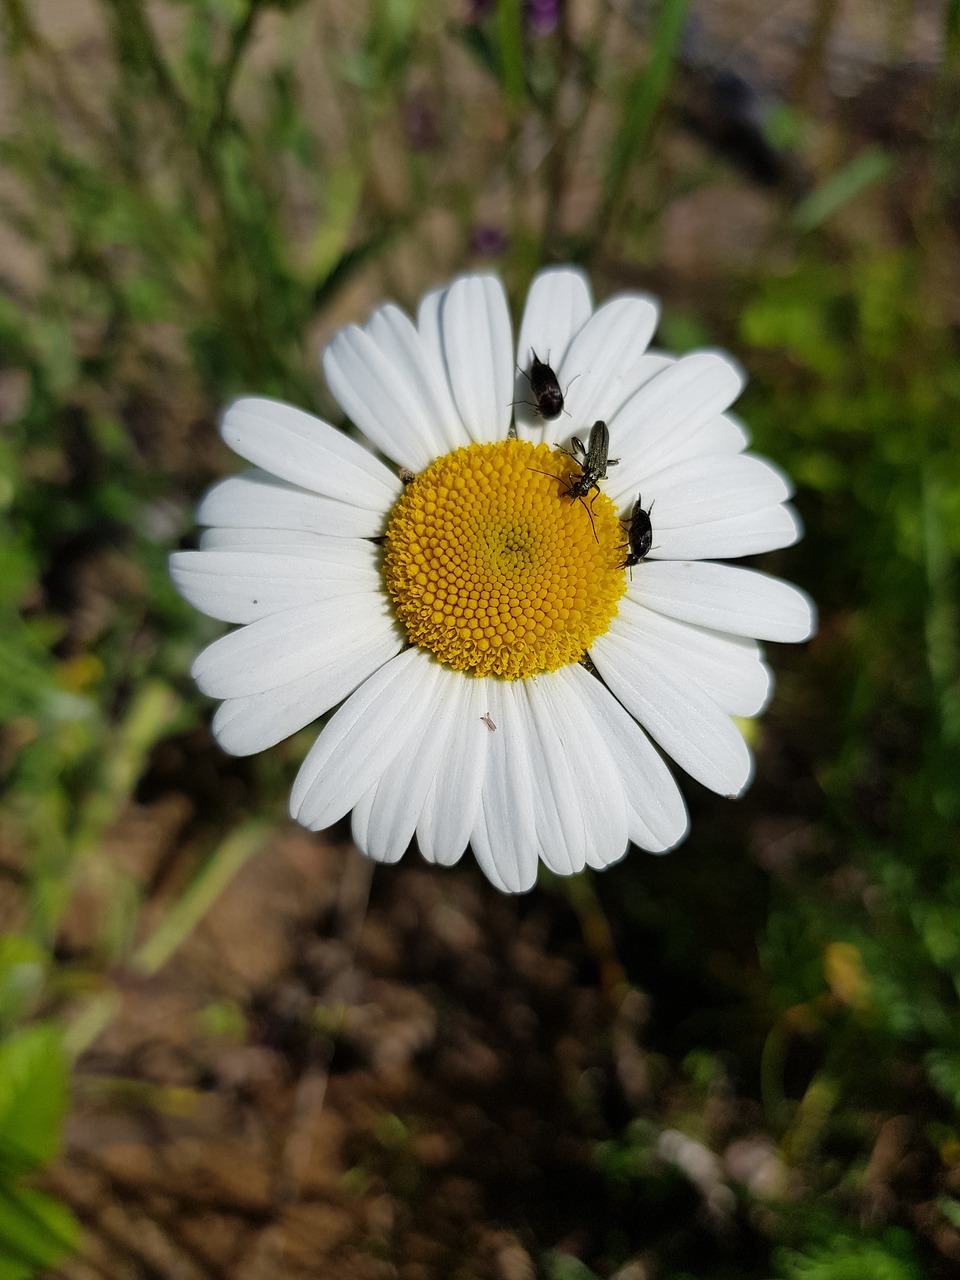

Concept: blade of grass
[[597, 0, 690, 246], [920, 462, 960, 748], [791, 147, 894, 232], [780, 1071, 838, 1165], [304, 165, 364, 286], [101, 0, 190, 133], [934, 0, 960, 208], [62, 992, 123, 1060], [207, 0, 266, 141], [72, 681, 183, 861], [132, 820, 270, 976], [31, 681, 183, 944], [312, 217, 409, 308]]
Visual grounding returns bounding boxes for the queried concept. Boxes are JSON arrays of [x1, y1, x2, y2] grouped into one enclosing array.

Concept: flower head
[[170, 269, 815, 893]]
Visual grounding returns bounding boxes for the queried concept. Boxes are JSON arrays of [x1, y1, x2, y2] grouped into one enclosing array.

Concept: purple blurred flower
[[470, 225, 508, 257], [527, 0, 559, 36], [404, 90, 442, 152], [466, 0, 493, 22]]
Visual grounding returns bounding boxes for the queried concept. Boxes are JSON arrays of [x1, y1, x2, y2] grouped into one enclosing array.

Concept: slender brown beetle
[[564, 420, 619, 502], [524, 420, 619, 541]]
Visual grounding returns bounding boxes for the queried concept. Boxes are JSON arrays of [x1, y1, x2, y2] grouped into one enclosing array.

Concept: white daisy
[[170, 268, 815, 894]]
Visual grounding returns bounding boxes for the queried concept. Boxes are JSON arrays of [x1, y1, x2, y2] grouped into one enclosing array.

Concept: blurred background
[[0, 0, 959, 1277]]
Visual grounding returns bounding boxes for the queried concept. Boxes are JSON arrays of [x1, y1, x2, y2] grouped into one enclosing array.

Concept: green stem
[[497, 0, 525, 113]]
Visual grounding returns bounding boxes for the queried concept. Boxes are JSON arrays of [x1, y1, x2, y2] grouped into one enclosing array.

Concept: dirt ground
[[47, 820, 640, 1280]]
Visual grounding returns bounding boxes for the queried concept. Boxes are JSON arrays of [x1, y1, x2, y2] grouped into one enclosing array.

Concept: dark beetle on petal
[[527, 351, 565, 420], [622, 492, 654, 568]]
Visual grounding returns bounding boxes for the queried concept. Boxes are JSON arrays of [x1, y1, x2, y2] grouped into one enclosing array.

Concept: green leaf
[[0, 1257, 30, 1280], [456, 23, 502, 82], [0, 1183, 79, 1272], [926, 1048, 960, 1110], [0, 1027, 69, 1174], [773, 1229, 923, 1280], [0, 940, 46, 1037], [543, 1254, 599, 1280]]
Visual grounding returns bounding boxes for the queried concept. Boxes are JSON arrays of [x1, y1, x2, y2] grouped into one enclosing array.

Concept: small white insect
[[480, 713, 497, 732]]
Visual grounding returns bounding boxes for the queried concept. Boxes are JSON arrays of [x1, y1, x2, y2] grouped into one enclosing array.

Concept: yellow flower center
[[383, 439, 626, 679]]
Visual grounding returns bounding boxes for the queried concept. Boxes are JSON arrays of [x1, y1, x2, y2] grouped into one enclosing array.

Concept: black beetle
[[622, 492, 654, 568], [526, 351, 565, 420]]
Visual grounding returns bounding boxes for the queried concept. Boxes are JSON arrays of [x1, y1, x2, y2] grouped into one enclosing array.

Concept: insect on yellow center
[[383, 439, 627, 679]]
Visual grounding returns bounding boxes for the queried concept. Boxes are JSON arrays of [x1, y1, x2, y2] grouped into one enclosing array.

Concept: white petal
[[522, 356, 672, 448], [470, 793, 516, 894], [592, 632, 753, 797], [353, 670, 462, 865], [550, 295, 660, 445], [322, 321, 438, 470], [170, 543, 380, 623], [630, 560, 817, 641], [568, 665, 688, 853], [643, 454, 791, 527], [291, 649, 439, 831], [532, 670, 630, 872], [191, 594, 395, 697], [348, 785, 380, 860], [521, 679, 589, 876], [606, 353, 746, 500], [597, 353, 676, 435], [322, 306, 463, 470], [469, 681, 539, 893], [722, 411, 751, 449], [211, 624, 403, 755], [516, 267, 593, 370], [648, 503, 802, 560], [610, 414, 749, 502], [439, 274, 514, 442], [609, 597, 771, 716], [199, 527, 329, 549], [417, 673, 490, 867], [366, 304, 470, 453], [514, 268, 593, 436], [416, 285, 447, 369], [197, 541, 361, 560], [221, 398, 400, 510], [197, 469, 388, 539]]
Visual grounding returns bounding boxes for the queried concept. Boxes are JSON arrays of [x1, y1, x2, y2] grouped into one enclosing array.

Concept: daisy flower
[[170, 269, 815, 894]]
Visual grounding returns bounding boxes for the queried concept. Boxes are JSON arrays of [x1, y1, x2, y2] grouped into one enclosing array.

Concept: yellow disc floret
[[383, 439, 627, 679]]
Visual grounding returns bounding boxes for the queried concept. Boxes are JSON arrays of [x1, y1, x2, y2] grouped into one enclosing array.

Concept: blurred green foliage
[[0, 0, 959, 1275], [0, 1022, 78, 1277], [773, 1228, 923, 1280]]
